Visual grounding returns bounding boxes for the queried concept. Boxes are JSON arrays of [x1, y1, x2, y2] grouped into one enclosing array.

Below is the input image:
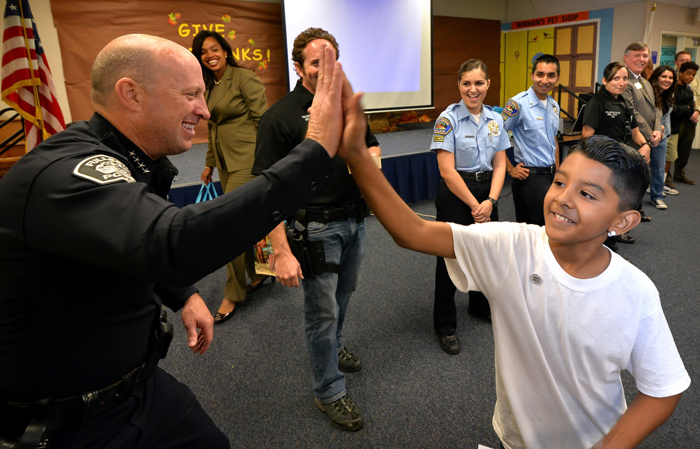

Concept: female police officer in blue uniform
[[430, 59, 510, 354]]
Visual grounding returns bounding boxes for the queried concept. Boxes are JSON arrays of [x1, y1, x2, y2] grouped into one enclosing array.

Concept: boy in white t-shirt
[[338, 89, 690, 449]]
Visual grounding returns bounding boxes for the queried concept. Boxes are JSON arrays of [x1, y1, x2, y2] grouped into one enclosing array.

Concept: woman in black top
[[582, 63, 649, 150], [582, 62, 650, 248]]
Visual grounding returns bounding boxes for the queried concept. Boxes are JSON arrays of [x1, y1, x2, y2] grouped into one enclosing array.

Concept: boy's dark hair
[[679, 61, 699, 73], [571, 136, 650, 211], [191, 30, 242, 88], [532, 54, 560, 75]]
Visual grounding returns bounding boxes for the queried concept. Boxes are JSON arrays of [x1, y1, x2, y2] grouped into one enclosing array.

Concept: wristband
[[487, 197, 498, 206]]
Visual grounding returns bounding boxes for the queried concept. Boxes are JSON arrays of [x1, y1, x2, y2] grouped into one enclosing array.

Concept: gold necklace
[[214, 78, 222, 85]]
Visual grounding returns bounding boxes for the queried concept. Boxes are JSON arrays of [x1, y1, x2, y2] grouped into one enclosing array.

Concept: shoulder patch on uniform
[[433, 117, 453, 136], [433, 135, 445, 142], [73, 155, 136, 185], [501, 99, 519, 121]]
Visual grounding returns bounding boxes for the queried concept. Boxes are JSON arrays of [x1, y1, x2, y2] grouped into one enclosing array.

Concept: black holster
[[140, 309, 174, 382], [285, 227, 340, 278]]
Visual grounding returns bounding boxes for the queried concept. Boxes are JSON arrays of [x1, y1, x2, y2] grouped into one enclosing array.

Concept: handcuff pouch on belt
[[0, 311, 174, 448]]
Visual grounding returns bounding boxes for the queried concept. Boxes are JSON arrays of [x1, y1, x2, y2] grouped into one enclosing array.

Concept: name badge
[[634, 82, 642, 90]]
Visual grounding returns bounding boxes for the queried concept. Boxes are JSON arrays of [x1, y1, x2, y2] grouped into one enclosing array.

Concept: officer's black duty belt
[[301, 200, 368, 224], [1, 364, 144, 449], [459, 171, 492, 182], [2, 311, 173, 448], [524, 165, 556, 175]]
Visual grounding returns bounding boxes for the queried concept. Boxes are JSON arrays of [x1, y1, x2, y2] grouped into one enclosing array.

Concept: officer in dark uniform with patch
[[502, 54, 561, 226], [0, 34, 347, 449]]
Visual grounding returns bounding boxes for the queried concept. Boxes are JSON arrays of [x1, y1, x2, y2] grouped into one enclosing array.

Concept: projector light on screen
[[282, 0, 433, 112]]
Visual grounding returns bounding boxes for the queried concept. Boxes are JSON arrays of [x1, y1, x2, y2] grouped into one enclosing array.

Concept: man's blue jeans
[[301, 217, 366, 403], [650, 138, 667, 202]]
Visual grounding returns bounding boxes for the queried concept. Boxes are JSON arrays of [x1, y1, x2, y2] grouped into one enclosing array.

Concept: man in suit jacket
[[622, 42, 661, 217]]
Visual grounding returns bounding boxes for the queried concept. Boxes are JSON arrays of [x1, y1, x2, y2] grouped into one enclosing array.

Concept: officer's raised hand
[[306, 44, 344, 157]]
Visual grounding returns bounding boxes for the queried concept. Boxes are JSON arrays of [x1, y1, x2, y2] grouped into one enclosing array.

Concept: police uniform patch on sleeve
[[501, 99, 519, 121], [433, 117, 453, 136], [73, 155, 136, 185], [433, 135, 445, 142]]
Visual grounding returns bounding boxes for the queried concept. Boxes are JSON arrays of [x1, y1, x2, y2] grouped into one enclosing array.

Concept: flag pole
[[17, 0, 45, 149], [643, 3, 657, 49]]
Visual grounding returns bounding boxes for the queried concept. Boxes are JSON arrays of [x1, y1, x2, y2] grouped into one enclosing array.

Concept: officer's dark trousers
[[434, 177, 497, 335], [511, 171, 554, 226], [50, 368, 229, 449], [673, 120, 697, 178]]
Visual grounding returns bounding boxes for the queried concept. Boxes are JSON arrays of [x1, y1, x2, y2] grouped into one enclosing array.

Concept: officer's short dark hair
[[532, 54, 560, 75], [679, 61, 699, 73], [570, 136, 650, 211], [458, 59, 489, 81], [291, 27, 339, 68]]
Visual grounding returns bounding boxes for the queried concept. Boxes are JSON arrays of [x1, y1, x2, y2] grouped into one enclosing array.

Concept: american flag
[[2, 0, 66, 151]]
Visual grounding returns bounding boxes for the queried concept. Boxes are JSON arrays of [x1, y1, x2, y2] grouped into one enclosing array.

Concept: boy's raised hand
[[338, 76, 369, 162]]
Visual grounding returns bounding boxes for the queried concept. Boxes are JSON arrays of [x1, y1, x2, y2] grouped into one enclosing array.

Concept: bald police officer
[[0, 35, 347, 449]]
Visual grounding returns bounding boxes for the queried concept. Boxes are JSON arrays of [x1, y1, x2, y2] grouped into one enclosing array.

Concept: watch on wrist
[[487, 197, 498, 206]]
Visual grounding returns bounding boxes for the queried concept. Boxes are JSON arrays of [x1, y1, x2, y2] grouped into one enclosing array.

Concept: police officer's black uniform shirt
[[253, 80, 379, 209], [582, 87, 638, 144], [0, 113, 333, 401]]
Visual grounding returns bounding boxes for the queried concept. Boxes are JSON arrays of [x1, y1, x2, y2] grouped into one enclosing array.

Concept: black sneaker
[[315, 395, 365, 431], [438, 333, 461, 354], [338, 347, 362, 373]]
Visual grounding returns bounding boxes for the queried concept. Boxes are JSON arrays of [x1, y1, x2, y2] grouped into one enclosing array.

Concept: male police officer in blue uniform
[[502, 54, 561, 225]]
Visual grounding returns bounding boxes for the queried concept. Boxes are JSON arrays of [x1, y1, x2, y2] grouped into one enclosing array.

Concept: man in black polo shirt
[[253, 27, 380, 431]]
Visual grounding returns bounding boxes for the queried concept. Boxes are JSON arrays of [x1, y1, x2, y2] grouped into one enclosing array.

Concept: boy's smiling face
[[544, 152, 629, 247]]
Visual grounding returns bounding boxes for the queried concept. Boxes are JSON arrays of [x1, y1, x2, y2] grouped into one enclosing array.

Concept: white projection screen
[[282, 0, 433, 112]]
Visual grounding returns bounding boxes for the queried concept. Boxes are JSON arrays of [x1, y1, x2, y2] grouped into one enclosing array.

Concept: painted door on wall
[[554, 23, 597, 120], [502, 30, 528, 105], [501, 28, 554, 106]]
